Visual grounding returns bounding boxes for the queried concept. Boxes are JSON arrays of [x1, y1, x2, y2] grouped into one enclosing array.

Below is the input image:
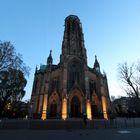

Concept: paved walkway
[[0, 128, 140, 140]]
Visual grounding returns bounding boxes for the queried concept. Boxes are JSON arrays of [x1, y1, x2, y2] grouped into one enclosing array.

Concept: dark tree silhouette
[[118, 62, 140, 99], [0, 69, 27, 115], [0, 41, 29, 116]]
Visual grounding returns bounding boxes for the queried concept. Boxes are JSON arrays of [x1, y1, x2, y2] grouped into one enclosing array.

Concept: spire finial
[[50, 49, 52, 56], [94, 55, 100, 72], [95, 55, 97, 60], [35, 65, 38, 73], [47, 49, 53, 65]]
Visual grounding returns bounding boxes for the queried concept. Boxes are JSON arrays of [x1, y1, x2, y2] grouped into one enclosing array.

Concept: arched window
[[72, 21, 75, 32], [67, 22, 70, 35], [67, 60, 84, 91]]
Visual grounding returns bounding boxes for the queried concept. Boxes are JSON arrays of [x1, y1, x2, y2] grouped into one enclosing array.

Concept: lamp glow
[[86, 100, 92, 120], [41, 94, 47, 120], [62, 98, 67, 120], [101, 96, 108, 120]]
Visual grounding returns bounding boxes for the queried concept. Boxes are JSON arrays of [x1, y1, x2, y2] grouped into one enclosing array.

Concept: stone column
[[101, 86, 108, 120], [41, 94, 48, 120], [61, 67, 68, 119], [38, 94, 43, 114], [62, 97, 68, 120], [85, 70, 92, 119]]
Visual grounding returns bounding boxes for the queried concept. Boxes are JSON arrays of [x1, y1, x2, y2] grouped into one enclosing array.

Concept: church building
[[31, 15, 111, 120]]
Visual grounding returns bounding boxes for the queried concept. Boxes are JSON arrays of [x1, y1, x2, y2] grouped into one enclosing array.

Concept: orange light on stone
[[41, 94, 48, 120], [101, 96, 108, 120], [86, 100, 92, 120], [62, 98, 67, 120]]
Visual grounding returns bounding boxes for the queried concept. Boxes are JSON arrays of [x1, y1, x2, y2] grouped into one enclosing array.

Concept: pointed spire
[[35, 65, 38, 70], [94, 55, 100, 72], [47, 50, 53, 65], [50, 50, 52, 56], [35, 65, 38, 74], [95, 55, 97, 60]]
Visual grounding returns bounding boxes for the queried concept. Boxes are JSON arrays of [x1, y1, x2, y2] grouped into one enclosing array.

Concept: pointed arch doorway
[[71, 96, 81, 117], [50, 100, 57, 117]]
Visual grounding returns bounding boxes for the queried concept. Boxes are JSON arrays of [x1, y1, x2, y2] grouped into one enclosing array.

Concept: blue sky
[[0, 0, 140, 100]]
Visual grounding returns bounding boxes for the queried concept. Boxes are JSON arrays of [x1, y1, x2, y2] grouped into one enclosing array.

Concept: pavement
[[0, 128, 140, 140], [0, 118, 140, 140]]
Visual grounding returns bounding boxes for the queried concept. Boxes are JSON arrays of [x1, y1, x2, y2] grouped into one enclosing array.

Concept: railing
[[0, 117, 140, 129]]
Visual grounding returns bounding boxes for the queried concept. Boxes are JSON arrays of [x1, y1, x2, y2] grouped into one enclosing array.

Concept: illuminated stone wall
[[86, 100, 92, 120], [41, 94, 48, 120], [62, 98, 67, 120], [38, 95, 43, 114], [101, 96, 108, 120]]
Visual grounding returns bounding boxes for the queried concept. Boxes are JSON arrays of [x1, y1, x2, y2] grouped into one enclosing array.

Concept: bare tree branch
[[118, 62, 140, 99], [0, 41, 30, 76]]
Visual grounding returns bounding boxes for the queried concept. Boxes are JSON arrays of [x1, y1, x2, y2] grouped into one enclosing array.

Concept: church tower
[[31, 15, 111, 120], [60, 15, 87, 64]]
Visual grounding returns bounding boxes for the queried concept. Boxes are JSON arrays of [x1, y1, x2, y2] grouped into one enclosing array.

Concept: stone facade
[[31, 15, 111, 120]]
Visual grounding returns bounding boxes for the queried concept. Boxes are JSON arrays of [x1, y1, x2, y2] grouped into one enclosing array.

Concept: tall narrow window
[[68, 60, 84, 91]]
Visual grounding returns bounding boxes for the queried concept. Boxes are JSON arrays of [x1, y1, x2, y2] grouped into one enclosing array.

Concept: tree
[[0, 41, 29, 116], [2, 100, 29, 118], [118, 62, 140, 99], [112, 97, 128, 117], [0, 41, 29, 75], [0, 68, 27, 115], [0, 68, 27, 101], [110, 96, 116, 102], [118, 62, 140, 115]]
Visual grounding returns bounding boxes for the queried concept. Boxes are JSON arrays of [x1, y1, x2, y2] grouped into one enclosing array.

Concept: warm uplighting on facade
[[41, 94, 48, 120], [101, 96, 108, 120], [62, 98, 67, 120], [86, 100, 92, 120]]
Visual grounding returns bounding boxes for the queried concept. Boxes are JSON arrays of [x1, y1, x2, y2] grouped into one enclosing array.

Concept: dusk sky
[[0, 0, 140, 101]]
